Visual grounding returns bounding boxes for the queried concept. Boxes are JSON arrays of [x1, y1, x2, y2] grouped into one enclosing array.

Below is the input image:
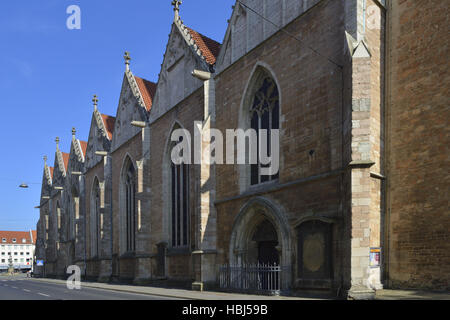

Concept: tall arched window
[[45, 214, 49, 241], [56, 201, 61, 236], [168, 132, 189, 248], [70, 187, 79, 241], [91, 178, 101, 257], [124, 159, 136, 252], [56, 201, 61, 252], [249, 73, 280, 185]]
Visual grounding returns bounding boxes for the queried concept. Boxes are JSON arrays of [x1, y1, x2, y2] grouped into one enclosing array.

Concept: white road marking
[[23, 289, 31, 292], [12, 286, 18, 289], [37, 292, 50, 297]]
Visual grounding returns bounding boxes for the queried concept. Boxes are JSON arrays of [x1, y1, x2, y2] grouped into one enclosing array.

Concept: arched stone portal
[[229, 197, 292, 289]]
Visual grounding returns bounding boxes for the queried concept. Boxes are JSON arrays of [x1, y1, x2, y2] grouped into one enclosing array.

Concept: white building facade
[[0, 230, 36, 272]]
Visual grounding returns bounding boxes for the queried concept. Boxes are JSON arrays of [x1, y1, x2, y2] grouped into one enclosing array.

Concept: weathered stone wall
[[386, 0, 450, 290], [215, 0, 345, 291], [111, 132, 142, 278], [84, 159, 105, 279], [148, 88, 204, 282]]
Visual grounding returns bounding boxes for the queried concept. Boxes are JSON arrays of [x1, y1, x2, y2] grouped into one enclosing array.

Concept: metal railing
[[219, 263, 285, 295]]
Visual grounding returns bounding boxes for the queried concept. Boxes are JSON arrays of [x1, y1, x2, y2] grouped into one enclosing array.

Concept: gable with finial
[[40, 156, 53, 201], [52, 137, 69, 188], [149, 1, 221, 122], [110, 52, 157, 152], [68, 127, 87, 176], [85, 95, 115, 170]]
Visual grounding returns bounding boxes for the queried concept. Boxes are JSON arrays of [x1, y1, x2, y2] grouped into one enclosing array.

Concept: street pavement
[[0, 274, 182, 300], [2, 273, 447, 300]]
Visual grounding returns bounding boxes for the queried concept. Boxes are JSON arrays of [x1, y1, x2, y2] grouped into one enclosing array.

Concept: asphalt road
[[0, 274, 182, 300]]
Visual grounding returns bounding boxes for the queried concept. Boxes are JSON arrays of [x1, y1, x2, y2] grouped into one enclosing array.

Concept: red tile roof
[[61, 152, 70, 171], [134, 76, 157, 112], [101, 114, 116, 140], [0, 231, 36, 245], [186, 27, 221, 65], [79, 140, 88, 157], [49, 167, 54, 179], [31, 230, 37, 244]]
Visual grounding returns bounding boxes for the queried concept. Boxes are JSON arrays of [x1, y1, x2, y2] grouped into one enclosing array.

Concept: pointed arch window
[[56, 201, 62, 235], [125, 160, 136, 252], [249, 75, 280, 185], [169, 135, 189, 248], [92, 179, 101, 257], [70, 188, 80, 241], [45, 214, 49, 241]]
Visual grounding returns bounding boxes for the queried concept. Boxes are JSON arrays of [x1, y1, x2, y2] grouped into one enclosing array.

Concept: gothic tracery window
[[92, 179, 101, 256], [125, 161, 136, 252], [56, 201, 61, 237], [169, 135, 189, 248], [249, 75, 280, 185]]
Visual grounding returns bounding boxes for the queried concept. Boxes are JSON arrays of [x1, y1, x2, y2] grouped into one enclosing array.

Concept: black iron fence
[[219, 263, 286, 295]]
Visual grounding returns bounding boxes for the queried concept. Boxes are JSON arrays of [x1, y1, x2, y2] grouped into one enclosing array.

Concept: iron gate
[[219, 263, 285, 295]]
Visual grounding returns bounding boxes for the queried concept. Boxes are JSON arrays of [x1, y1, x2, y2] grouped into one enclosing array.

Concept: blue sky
[[0, 0, 234, 231]]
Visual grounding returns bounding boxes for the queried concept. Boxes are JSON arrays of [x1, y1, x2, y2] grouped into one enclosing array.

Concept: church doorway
[[227, 197, 293, 291]]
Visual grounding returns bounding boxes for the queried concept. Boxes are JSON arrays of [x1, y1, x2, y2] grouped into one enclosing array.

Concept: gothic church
[[35, 0, 449, 298]]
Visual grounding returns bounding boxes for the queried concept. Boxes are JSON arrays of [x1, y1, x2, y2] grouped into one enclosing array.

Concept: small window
[[1, 238, 6, 243], [1, 259, 4, 263], [14, 252, 17, 255], [12, 238, 16, 243]]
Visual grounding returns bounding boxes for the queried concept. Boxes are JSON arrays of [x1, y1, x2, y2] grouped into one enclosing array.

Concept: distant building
[[0, 230, 36, 272]]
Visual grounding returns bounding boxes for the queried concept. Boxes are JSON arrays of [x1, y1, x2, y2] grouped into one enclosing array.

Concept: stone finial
[[55, 137, 60, 150], [172, 0, 182, 20], [72, 127, 76, 138], [124, 51, 131, 71], [92, 94, 98, 110], [43, 155, 47, 166]]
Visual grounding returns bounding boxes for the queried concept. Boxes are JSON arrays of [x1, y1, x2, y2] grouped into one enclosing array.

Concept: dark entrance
[[252, 220, 279, 291], [252, 220, 279, 265], [258, 241, 279, 265]]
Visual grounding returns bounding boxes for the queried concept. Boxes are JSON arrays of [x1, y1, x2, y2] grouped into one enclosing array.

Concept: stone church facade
[[35, 0, 449, 298]]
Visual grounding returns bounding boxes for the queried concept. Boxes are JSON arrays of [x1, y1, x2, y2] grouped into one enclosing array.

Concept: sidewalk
[[30, 278, 321, 300], [375, 289, 450, 300], [30, 278, 450, 300]]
